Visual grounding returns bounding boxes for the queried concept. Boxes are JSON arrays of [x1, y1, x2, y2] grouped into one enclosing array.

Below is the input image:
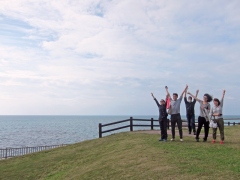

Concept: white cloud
[[0, 0, 240, 115]]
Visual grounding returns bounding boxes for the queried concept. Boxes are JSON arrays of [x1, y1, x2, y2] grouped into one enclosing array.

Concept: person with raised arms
[[184, 89, 199, 135], [210, 90, 226, 144], [165, 85, 188, 142], [187, 91, 213, 142], [151, 93, 168, 142]]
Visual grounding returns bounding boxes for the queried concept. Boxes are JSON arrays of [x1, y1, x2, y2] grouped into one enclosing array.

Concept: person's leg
[[187, 114, 191, 134], [203, 119, 209, 141], [176, 114, 183, 139], [218, 118, 225, 141], [159, 120, 163, 140], [191, 114, 196, 134], [162, 118, 168, 140], [171, 116, 176, 140], [196, 116, 203, 140], [212, 128, 217, 140]]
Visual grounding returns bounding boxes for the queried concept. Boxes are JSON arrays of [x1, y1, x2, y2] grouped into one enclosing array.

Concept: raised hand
[[222, 90, 226, 98]]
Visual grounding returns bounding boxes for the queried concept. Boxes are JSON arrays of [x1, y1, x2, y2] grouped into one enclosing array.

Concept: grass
[[0, 126, 240, 180]]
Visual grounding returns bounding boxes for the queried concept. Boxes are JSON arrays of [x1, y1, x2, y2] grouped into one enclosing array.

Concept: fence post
[[5, 148, 7, 159], [151, 118, 154, 130], [228, 122, 230, 126], [233, 122, 235, 126], [99, 123, 102, 138], [130, 117, 133, 131]]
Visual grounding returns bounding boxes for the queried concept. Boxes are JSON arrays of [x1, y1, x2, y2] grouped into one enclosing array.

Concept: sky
[[0, 0, 240, 115]]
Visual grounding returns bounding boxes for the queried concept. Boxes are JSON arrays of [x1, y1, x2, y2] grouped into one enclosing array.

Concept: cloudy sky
[[0, 0, 239, 115]]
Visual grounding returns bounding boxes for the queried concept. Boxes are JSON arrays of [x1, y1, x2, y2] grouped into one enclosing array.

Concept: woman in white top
[[187, 91, 212, 142], [210, 90, 226, 144]]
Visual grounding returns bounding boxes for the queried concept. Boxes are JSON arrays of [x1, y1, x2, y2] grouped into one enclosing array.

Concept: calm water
[[0, 115, 239, 148]]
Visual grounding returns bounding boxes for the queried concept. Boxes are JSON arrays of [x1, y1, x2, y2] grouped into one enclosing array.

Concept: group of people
[[151, 85, 226, 144]]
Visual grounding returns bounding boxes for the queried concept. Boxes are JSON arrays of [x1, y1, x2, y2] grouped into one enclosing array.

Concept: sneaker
[[159, 138, 163, 141], [171, 138, 175, 141], [164, 139, 167, 142], [211, 140, 216, 144], [220, 140, 224, 144], [180, 139, 183, 142], [196, 139, 199, 142]]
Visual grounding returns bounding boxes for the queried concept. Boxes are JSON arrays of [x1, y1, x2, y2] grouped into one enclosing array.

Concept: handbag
[[209, 119, 218, 128]]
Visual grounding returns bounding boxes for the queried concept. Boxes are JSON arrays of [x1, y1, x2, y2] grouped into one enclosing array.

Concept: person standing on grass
[[210, 90, 226, 144], [151, 93, 168, 142], [184, 89, 199, 135], [187, 91, 212, 142], [165, 85, 188, 142]]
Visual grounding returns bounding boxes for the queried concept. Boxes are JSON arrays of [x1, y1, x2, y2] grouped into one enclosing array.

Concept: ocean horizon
[[1, 115, 240, 149]]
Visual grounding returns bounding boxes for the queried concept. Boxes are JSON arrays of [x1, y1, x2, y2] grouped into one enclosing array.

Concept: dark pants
[[171, 114, 183, 139], [159, 117, 168, 140], [187, 114, 196, 133], [196, 116, 209, 140]]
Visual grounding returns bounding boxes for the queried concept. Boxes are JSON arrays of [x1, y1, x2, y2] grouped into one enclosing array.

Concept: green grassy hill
[[1, 126, 240, 180]]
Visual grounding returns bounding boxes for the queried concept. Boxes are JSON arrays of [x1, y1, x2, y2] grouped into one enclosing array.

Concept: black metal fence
[[98, 117, 240, 138], [0, 144, 68, 159]]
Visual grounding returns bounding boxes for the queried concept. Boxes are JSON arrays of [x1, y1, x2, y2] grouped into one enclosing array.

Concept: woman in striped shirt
[[210, 90, 226, 144]]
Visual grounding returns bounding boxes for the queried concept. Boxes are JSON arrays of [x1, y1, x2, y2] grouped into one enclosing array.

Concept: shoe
[[164, 139, 167, 142], [171, 138, 175, 141], [203, 139, 207, 142], [211, 140, 216, 144], [193, 132, 196, 135], [180, 139, 183, 142], [220, 140, 224, 144], [189, 132, 191, 134], [196, 139, 199, 142], [159, 138, 163, 141]]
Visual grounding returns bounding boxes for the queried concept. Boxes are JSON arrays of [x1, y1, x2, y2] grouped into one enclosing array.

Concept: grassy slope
[[0, 126, 240, 180]]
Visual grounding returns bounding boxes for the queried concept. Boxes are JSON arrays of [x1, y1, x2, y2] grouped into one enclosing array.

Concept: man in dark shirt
[[151, 93, 168, 142], [184, 90, 199, 135]]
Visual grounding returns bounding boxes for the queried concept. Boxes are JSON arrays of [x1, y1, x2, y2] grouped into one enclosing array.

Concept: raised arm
[[221, 90, 226, 107], [151, 93, 160, 107], [180, 84, 188, 97], [184, 90, 188, 104], [165, 86, 171, 99], [187, 91, 201, 102], [151, 93, 155, 100], [196, 89, 199, 97], [193, 90, 199, 104]]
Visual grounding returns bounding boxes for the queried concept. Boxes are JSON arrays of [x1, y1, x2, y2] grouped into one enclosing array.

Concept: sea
[[0, 115, 239, 148]]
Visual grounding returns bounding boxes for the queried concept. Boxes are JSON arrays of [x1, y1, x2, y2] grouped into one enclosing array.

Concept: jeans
[[187, 114, 196, 133], [196, 116, 209, 140], [159, 117, 168, 140], [171, 114, 183, 139], [212, 118, 224, 140]]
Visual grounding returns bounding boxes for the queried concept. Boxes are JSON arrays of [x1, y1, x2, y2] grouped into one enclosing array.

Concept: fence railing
[[98, 117, 240, 138], [0, 144, 68, 159]]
